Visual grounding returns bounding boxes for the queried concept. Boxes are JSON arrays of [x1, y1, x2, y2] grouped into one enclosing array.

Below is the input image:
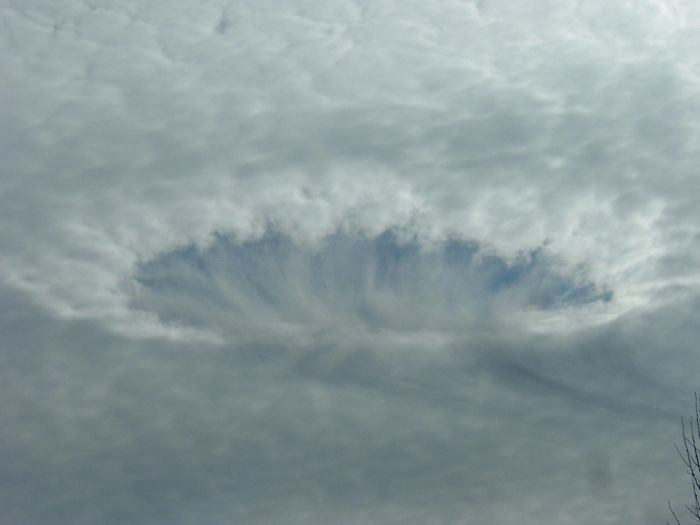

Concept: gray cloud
[[2, 0, 700, 523], [0, 286, 697, 524]]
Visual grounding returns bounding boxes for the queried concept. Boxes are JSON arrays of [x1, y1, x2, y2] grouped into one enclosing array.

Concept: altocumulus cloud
[[1, 0, 700, 523]]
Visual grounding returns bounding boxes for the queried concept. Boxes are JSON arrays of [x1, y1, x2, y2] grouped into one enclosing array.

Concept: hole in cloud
[[130, 230, 612, 338]]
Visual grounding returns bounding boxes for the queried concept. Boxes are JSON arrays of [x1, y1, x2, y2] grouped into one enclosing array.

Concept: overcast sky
[[2, 0, 700, 524]]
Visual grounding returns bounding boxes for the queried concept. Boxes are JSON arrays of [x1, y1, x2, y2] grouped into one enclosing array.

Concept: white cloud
[[2, 1, 700, 523], [2, 0, 700, 338]]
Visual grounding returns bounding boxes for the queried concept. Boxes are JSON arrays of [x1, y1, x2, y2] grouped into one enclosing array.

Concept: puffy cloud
[[2, 0, 700, 335]]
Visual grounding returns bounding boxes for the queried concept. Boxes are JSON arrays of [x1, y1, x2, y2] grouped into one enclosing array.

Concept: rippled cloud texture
[[2, 0, 700, 524]]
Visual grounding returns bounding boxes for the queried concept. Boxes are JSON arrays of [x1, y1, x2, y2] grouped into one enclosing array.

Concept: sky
[[2, 0, 700, 523]]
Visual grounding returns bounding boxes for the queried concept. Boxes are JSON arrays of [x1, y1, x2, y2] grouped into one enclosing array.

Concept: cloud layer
[[2, 0, 700, 523], [2, 286, 699, 525], [3, 0, 700, 336]]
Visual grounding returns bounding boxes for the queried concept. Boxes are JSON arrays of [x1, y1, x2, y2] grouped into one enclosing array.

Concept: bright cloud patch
[[2, 0, 700, 337]]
